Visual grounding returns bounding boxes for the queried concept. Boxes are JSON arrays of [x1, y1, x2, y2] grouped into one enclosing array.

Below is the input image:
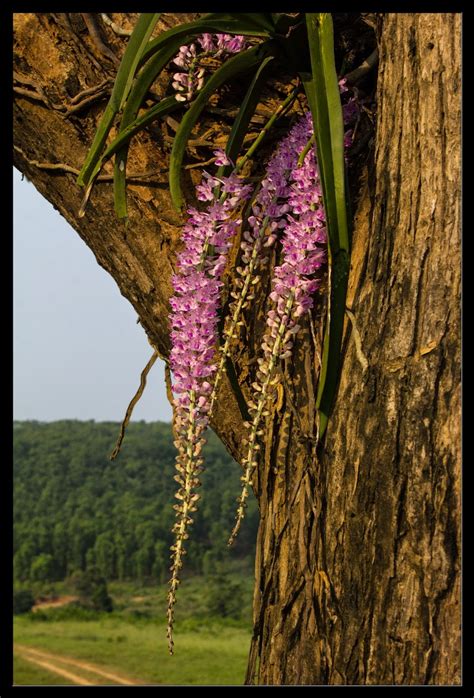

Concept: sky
[[13, 167, 172, 423]]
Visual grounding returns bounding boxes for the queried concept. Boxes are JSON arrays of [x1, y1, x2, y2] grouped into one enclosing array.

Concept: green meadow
[[14, 617, 252, 685], [14, 577, 254, 686]]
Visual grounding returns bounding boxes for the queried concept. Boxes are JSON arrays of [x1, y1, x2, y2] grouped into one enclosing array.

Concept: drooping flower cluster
[[167, 83, 359, 640], [172, 33, 246, 102], [209, 112, 319, 412], [228, 112, 330, 543], [167, 153, 252, 653], [225, 90, 359, 542]]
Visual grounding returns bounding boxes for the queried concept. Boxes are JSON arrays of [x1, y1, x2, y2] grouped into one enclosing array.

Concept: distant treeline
[[13, 420, 258, 585]]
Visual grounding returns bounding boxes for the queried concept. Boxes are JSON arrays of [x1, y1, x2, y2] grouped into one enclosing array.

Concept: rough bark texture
[[13, 12, 460, 685], [249, 13, 461, 685]]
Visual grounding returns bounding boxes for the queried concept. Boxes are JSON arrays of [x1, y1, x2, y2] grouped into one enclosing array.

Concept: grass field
[[14, 617, 251, 685], [13, 654, 76, 686], [13, 576, 254, 686]]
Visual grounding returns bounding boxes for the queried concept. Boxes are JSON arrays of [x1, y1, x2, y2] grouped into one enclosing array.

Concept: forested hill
[[13, 421, 258, 585]]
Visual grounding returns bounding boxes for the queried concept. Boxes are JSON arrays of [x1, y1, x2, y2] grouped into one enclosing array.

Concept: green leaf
[[169, 44, 266, 211], [113, 39, 189, 219], [77, 103, 117, 188], [98, 97, 181, 173], [301, 13, 350, 437], [217, 54, 276, 177], [77, 13, 160, 187], [83, 97, 181, 198], [303, 14, 348, 252], [114, 14, 273, 216], [78, 12, 271, 194], [113, 98, 183, 219], [123, 42, 187, 127], [118, 13, 161, 111], [183, 17, 271, 37]]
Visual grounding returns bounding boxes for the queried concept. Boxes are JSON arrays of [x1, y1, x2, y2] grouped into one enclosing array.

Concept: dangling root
[[110, 351, 158, 460]]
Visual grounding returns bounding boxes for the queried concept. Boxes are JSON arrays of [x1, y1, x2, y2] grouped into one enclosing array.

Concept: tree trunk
[[13, 12, 461, 685]]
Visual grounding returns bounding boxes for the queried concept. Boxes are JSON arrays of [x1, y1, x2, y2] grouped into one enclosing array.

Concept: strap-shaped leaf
[[113, 97, 183, 219], [77, 102, 117, 188], [114, 15, 275, 217], [92, 97, 181, 180], [77, 13, 160, 187], [118, 13, 161, 111], [123, 42, 187, 127], [78, 96, 182, 217], [303, 14, 348, 252], [301, 13, 350, 437], [113, 39, 189, 219], [169, 44, 267, 211], [217, 54, 276, 178]]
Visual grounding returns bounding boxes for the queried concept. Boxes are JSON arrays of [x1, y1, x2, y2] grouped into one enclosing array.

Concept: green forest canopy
[[13, 421, 258, 585]]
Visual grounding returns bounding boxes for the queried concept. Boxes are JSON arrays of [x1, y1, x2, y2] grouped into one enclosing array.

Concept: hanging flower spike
[[228, 112, 330, 544], [167, 162, 252, 653], [172, 34, 247, 103], [228, 91, 359, 543], [209, 117, 312, 415], [172, 42, 204, 103]]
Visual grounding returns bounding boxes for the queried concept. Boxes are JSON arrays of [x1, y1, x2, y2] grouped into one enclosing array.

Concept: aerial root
[[110, 351, 159, 460]]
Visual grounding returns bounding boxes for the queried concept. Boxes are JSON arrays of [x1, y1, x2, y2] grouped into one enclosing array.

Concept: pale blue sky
[[13, 167, 172, 422]]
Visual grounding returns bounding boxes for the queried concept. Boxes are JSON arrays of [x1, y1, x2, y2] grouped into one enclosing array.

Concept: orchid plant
[[172, 33, 247, 101], [77, 12, 354, 653]]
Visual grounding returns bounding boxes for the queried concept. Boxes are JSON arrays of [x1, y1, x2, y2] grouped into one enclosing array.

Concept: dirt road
[[14, 643, 146, 685]]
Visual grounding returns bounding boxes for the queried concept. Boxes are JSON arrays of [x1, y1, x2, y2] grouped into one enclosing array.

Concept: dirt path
[[15, 643, 145, 685]]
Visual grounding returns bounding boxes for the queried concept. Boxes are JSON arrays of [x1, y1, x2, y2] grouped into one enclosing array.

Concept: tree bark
[[248, 13, 461, 685], [13, 12, 461, 685]]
